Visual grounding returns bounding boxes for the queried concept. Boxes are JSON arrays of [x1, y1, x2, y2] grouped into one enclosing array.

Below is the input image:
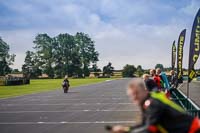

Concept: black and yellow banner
[[188, 8, 200, 82], [177, 29, 186, 83], [171, 41, 176, 70]]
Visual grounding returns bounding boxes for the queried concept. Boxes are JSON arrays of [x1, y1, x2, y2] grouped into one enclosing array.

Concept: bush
[[122, 64, 136, 77]]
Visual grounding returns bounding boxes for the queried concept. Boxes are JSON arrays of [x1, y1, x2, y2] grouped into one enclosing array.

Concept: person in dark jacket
[[169, 70, 176, 88], [144, 78, 158, 92], [109, 79, 200, 133], [142, 74, 158, 92]]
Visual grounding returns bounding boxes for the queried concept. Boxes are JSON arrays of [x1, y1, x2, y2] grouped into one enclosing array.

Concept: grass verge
[[0, 78, 115, 99]]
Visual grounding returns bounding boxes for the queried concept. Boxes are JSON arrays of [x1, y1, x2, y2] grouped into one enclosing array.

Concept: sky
[[0, 0, 200, 70]]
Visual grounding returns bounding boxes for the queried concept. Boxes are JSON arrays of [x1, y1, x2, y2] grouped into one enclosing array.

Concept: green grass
[[0, 78, 114, 99]]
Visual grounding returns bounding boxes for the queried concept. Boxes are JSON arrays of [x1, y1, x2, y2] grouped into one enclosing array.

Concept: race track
[[179, 81, 200, 107], [0, 79, 140, 133]]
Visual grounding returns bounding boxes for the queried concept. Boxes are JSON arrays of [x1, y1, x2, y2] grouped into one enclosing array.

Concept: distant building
[[38, 74, 49, 78], [89, 70, 122, 78], [6, 74, 24, 78]]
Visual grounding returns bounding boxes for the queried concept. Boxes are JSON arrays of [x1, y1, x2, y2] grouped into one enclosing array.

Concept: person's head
[[127, 79, 149, 105], [64, 75, 68, 80], [150, 69, 156, 76], [142, 74, 150, 81], [64, 76, 68, 81], [156, 68, 161, 75], [170, 70, 175, 75]]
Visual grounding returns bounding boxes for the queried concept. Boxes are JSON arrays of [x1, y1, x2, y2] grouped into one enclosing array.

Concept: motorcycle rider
[[109, 78, 200, 133], [62, 77, 70, 93]]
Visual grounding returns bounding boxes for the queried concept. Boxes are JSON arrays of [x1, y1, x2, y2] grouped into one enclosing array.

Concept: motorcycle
[[62, 80, 70, 93], [63, 86, 69, 93]]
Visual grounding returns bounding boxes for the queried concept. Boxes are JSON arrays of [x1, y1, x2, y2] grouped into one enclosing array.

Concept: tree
[[103, 62, 114, 76], [0, 37, 15, 76], [33, 34, 54, 78], [75, 32, 99, 76], [122, 64, 136, 77], [11, 69, 20, 74], [155, 64, 164, 71], [30, 32, 100, 78], [136, 65, 144, 77], [54, 33, 77, 78], [163, 67, 172, 72], [22, 51, 42, 78], [68, 50, 82, 77]]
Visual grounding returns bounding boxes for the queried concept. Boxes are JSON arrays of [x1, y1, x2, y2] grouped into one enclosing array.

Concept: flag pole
[[186, 70, 190, 109], [186, 78, 189, 98], [187, 47, 190, 99]]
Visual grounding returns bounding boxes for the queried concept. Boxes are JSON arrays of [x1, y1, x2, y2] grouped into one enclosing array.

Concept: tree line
[[22, 32, 99, 78], [1, 34, 184, 79]]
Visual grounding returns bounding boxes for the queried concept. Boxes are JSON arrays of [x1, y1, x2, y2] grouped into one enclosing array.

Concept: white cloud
[[1, 0, 200, 70]]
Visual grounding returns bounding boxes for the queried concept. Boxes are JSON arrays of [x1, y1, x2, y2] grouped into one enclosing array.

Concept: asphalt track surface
[[0, 79, 140, 133], [179, 81, 200, 107]]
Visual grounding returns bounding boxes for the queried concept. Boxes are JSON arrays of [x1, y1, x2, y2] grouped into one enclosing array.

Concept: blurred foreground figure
[[62, 77, 70, 93], [109, 79, 200, 133]]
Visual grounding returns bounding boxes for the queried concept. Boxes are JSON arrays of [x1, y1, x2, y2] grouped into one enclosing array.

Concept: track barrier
[[0, 77, 30, 86], [171, 88, 200, 117]]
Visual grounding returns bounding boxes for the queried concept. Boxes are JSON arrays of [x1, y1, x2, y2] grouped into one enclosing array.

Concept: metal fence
[[0, 77, 30, 86], [171, 88, 200, 117]]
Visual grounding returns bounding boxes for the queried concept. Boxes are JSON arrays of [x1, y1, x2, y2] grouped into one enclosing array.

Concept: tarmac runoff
[[0, 78, 140, 133], [178, 81, 200, 107]]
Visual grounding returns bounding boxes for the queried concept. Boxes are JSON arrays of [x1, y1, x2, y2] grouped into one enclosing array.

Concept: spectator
[[156, 68, 170, 90], [151, 68, 163, 89], [169, 70, 176, 88], [142, 74, 150, 81], [145, 79, 158, 92], [143, 74, 158, 92], [149, 69, 156, 77]]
